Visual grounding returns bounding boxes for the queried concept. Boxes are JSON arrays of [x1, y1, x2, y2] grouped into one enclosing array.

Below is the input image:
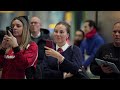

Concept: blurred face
[[53, 24, 69, 45], [11, 19, 23, 37], [74, 31, 84, 41], [112, 23, 120, 46], [30, 17, 41, 33], [83, 22, 92, 34]]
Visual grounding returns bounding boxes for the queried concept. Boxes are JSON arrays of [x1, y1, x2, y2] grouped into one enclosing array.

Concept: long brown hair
[[11, 16, 31, 50]]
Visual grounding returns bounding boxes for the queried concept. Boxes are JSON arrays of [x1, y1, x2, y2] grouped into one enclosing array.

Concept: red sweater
[[0, 41, 38, 79]]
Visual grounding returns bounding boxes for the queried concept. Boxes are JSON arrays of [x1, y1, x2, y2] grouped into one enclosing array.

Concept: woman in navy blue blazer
[[42, 21, 83, 79]]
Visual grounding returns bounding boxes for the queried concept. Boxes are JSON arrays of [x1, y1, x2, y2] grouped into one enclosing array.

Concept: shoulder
[[26, 41, 38, 49], [29, 41, 37, 45], [70, 45, 81, 51], [95, 33, 104, 40], [41, 28, 50, 35], [80, 39, 86, 45], [98, 43, 112, 50]]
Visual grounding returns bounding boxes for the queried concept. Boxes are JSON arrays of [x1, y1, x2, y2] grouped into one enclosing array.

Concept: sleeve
[[0, 49, 6, 68], [80, 40, 85, 64], [12, 42, 38, 71], [83, 38, 104, 68], [90, 45, 105, 76], [42, 56, 63, 79], [59, 46, 83, 75]]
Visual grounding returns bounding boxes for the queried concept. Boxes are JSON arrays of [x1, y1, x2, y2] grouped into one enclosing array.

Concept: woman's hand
[[4, 31, 18, 48], [1, 35, 10, 50], [63, 72, 73, 79], [44, 46, 65, 63]]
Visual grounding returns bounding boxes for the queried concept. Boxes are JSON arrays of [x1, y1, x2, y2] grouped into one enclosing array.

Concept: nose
[[13, 25, 17, 29], [56, 32, 60, 36], [31, 23, 35, 25], [115, 32, 120, 36]]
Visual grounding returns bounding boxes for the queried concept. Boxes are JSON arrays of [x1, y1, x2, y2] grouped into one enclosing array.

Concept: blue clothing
[[80, 33, 105, 68], [42, 45, 83, 79]]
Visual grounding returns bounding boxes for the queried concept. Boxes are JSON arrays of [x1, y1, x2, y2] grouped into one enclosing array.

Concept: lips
[[115, 38, 120, 42]]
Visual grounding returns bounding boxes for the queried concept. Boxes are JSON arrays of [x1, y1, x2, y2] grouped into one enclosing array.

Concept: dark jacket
[[31, 28, 51, 79], [90, 43, 120, 79], [42, 45, 83, 79]]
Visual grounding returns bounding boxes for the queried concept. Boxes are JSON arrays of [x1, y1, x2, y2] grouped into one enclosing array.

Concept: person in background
[[80, 20, 105, 69], [0, 16, 38, 79], [74, 29, 85, 47], [0, 30, 6, 79], [30, 16, 51, 79], [42, 21, 83, 79], [90, 21, 120, 79]]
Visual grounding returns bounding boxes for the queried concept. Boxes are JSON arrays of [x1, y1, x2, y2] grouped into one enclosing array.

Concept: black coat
[[31, 28, 51, 79], [42, 45, 83, 79], [90, 43, 120, 79]]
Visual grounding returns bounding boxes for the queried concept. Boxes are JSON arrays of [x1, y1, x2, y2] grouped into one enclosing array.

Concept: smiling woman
[[41, 21, 87, 79]]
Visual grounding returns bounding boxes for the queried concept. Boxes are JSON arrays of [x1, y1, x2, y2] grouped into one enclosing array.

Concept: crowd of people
[[0, 15, 119, 79]]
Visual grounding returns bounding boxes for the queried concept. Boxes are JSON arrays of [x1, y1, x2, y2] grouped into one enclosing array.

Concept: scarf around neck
[[85, 28, 97, 39]]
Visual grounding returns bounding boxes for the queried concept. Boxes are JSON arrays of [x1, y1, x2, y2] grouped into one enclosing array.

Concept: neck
[[85, 28, 97, 39], [57, 42, 66, 47], [32, 31, 40, 37], [113, 42, 120, 47], [16, 36, 22, 45]]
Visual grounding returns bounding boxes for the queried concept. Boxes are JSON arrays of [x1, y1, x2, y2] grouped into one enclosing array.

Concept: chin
[[13, 34, 19, 37]]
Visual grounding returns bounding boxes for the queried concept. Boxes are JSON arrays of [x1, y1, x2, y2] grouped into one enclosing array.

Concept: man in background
[[30, 16, 51, 79], [80, 20, 105, 69], [74, 29, 85, 47]]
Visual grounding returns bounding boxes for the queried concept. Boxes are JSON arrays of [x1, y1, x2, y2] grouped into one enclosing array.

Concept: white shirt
[[31, 31, 41, 38], [56, 43, 70, 52]]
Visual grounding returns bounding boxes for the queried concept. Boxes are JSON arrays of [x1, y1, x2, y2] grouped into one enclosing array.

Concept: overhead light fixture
[[0, 11, 15, 13]]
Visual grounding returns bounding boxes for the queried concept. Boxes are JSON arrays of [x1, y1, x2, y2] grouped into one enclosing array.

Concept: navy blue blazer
[[42, 45, 83, 79]]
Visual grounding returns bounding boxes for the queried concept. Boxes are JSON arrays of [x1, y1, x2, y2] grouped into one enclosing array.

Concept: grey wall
[[82, 11, 120, 43]]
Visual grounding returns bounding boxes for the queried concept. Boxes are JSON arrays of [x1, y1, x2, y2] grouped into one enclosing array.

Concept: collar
[[31, 31, 41, 38], [56, 42, 70, 52]]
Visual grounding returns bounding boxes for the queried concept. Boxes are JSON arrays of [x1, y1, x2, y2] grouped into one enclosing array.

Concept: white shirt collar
[[56, 43, 70, 52], [31, 32, 41, 38]]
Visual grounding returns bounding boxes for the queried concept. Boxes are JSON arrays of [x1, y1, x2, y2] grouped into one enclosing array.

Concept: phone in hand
[[45, 40, 54, 49], [6, 26, 13, 36]]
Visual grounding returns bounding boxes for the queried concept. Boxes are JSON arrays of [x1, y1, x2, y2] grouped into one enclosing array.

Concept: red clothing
[[0, 41, 38, 79]]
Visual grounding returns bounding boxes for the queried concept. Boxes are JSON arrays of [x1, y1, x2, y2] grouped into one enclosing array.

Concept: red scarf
[[85, 28, 97, 39]]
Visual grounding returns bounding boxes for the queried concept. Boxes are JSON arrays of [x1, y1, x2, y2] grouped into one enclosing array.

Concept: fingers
[[101, 65, 113, 73], [3, 35, 11, 41], [44, 46, 51, 50], [8, 30, 13, 37], [45, 49, 52, 56]]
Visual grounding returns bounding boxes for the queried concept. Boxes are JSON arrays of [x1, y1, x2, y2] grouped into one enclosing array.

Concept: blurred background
[[1, 11, 120, 79], [1, 11, 120, 44]]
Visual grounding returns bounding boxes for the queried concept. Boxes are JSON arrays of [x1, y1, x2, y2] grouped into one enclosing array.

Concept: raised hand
[[44, 46, 65, 63], [5, 31, 18, 48]]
